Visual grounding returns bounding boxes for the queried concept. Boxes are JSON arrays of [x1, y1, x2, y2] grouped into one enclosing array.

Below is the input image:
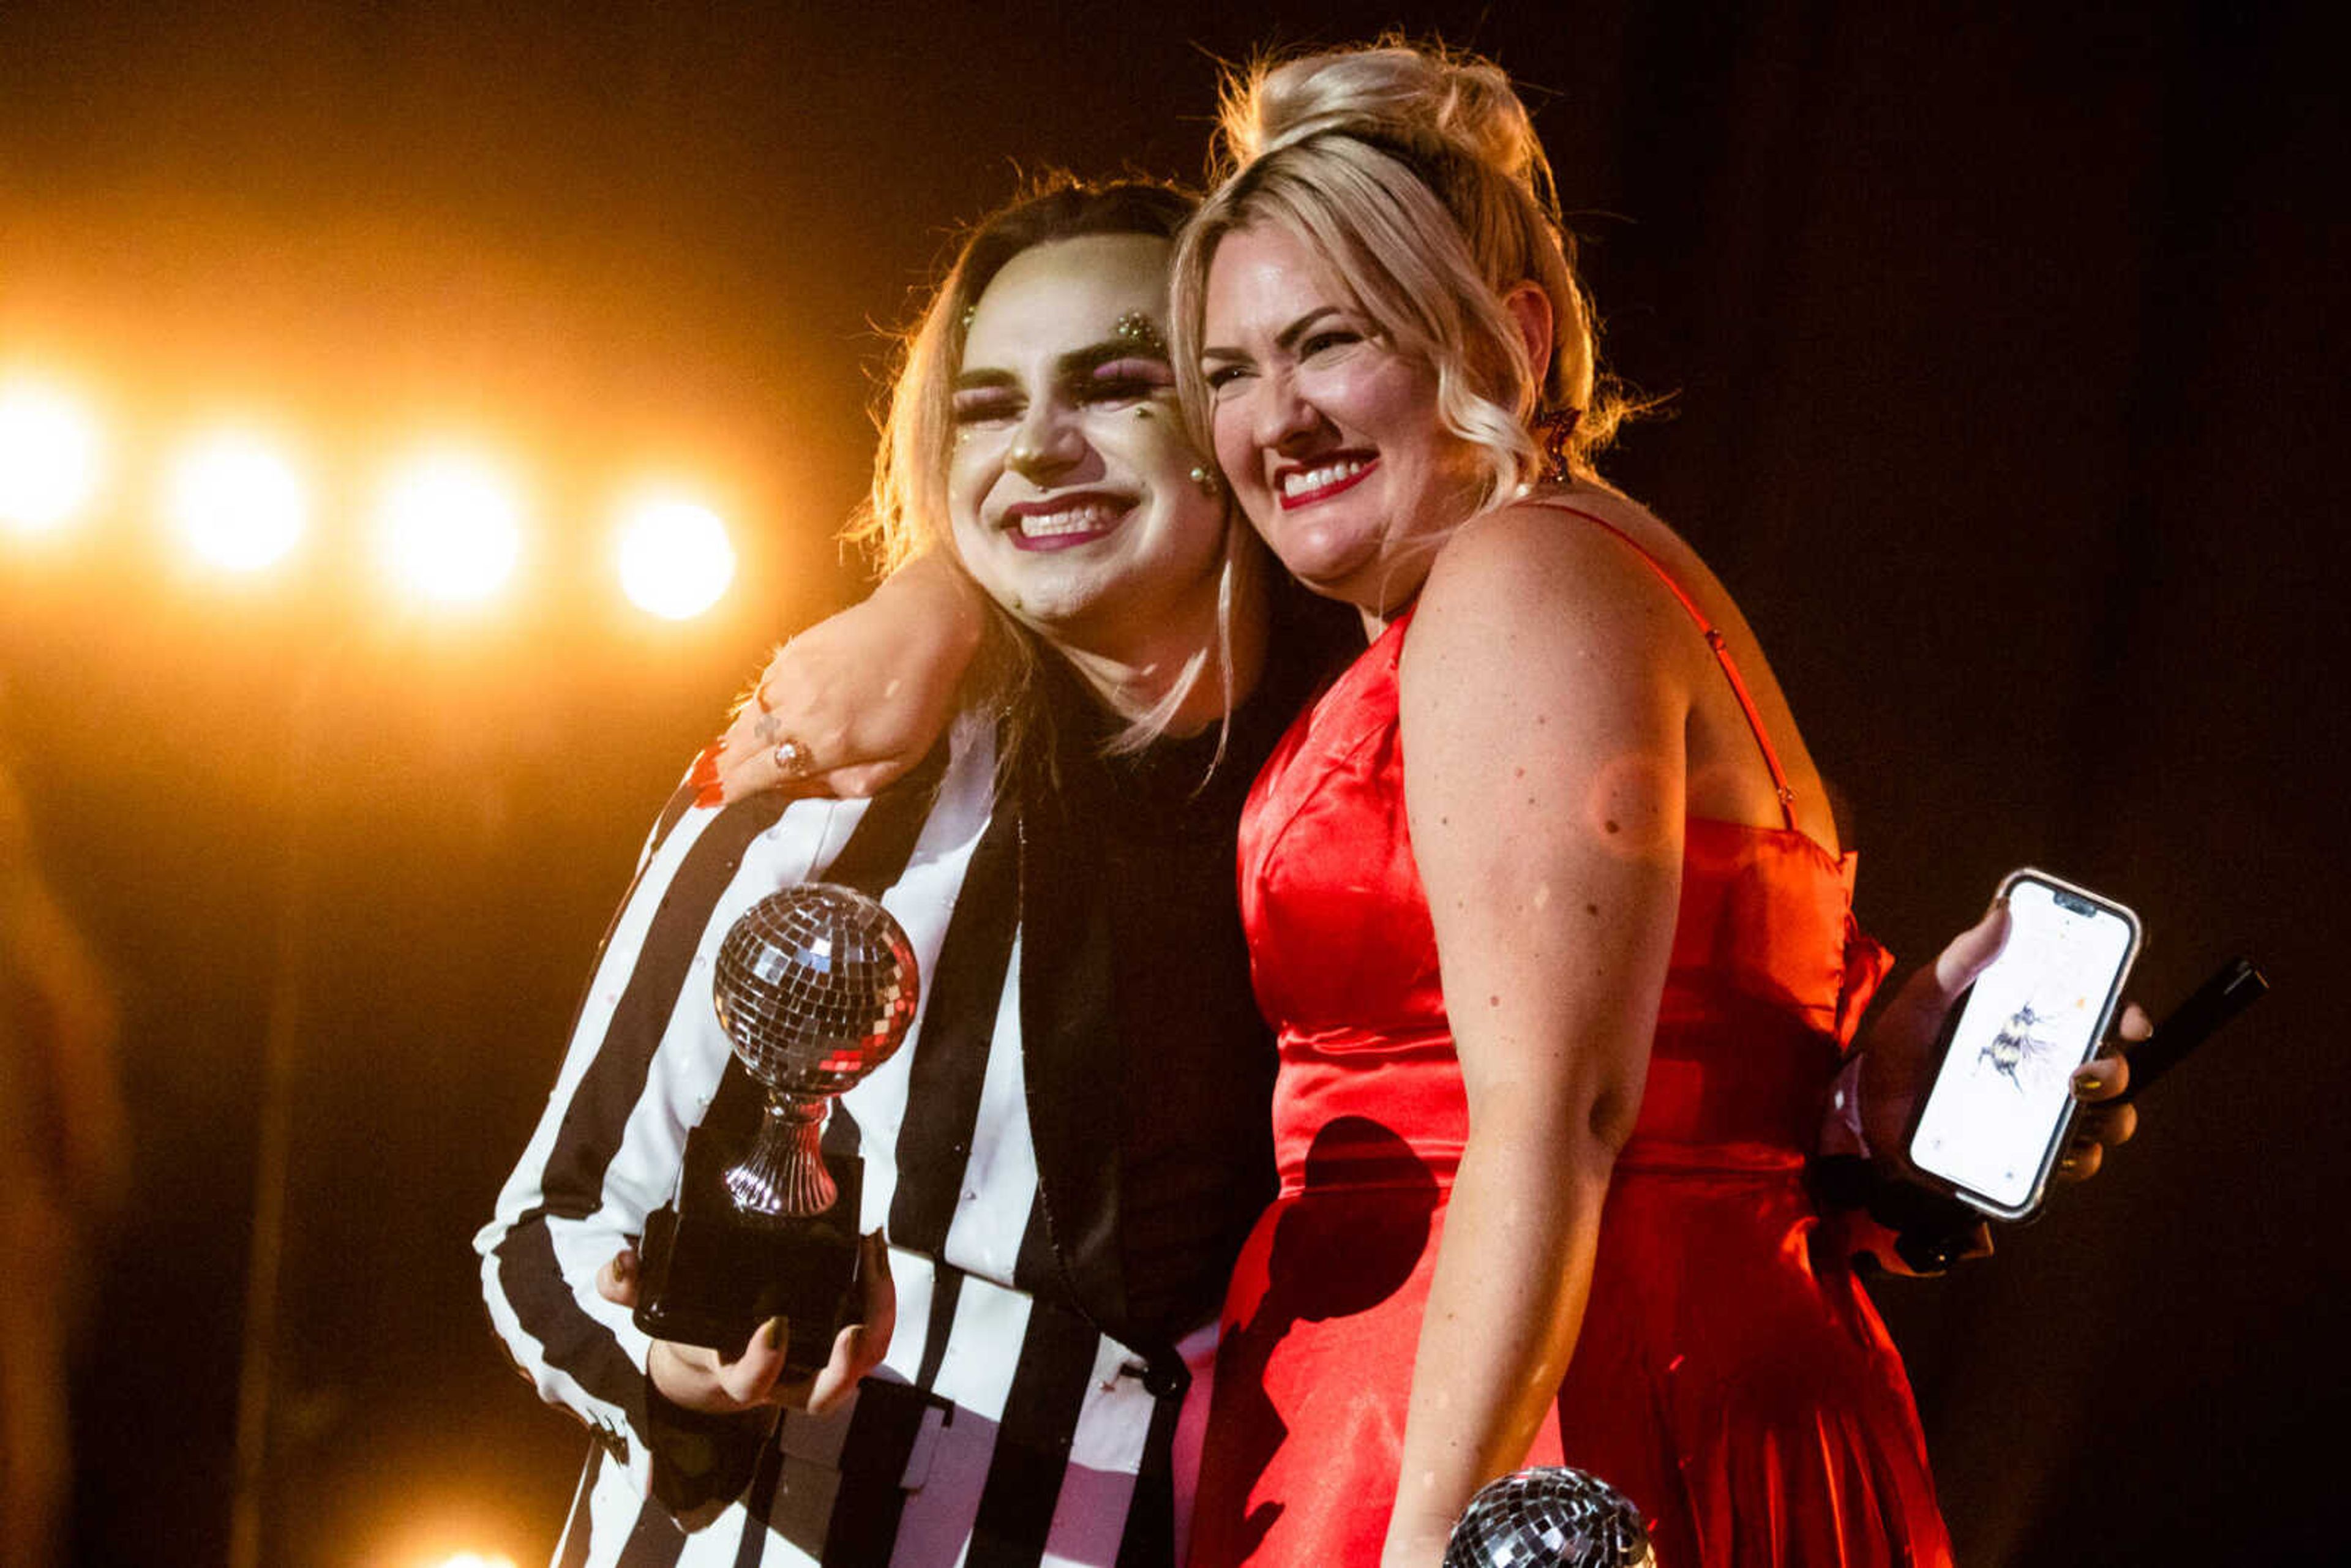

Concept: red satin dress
[[1188, 508, 1953, 1568]]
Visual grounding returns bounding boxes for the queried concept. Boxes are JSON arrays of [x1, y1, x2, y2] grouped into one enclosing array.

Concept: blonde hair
[[849, 176, 1259, 771], [1172, 38, 1636, 512]]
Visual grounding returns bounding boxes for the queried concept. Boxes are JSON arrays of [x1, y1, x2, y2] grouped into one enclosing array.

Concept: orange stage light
[[373, 447, 526, 606], [614, 493, 736, 620], [0, 375, 106, 536], [164, 428, 308, 574]]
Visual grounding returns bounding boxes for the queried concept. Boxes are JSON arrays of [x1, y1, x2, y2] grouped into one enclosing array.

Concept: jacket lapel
[[1011, 705, 1136, 1346]]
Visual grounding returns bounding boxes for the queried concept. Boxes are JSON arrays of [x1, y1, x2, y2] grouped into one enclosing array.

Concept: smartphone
[[1905, 868, 2142, 1220]]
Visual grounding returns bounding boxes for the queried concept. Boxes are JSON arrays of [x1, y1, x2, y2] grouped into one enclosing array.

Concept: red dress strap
[[1532, 501, 1798, 830]]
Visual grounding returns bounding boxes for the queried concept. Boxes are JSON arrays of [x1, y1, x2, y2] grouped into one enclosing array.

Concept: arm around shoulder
[[717, 552, 986, 801]]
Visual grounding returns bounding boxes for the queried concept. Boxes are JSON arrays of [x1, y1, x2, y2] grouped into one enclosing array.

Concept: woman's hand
[[2058, 1024, 2143, 1180], [1856, 901, 2147, 1182], [594, 1235, 896, 1419], [708, 555, 986, 804]]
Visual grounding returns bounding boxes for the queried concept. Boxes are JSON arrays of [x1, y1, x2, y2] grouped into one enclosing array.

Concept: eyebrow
[[1199, 305, 1349, 363], [951, 336, 1171, 392]]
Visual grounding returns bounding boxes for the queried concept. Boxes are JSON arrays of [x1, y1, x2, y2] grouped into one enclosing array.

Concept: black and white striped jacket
[[478, 715, 1228, 1567]]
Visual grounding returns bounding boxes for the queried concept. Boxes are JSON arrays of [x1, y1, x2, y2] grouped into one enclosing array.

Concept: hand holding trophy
[[633, 883, 918, 1381]]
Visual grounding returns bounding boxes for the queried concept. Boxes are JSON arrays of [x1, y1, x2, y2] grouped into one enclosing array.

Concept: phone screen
[[1909, 875, 2137, 1214]]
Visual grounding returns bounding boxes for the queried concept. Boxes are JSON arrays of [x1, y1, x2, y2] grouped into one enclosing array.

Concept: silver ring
[[771, 737, 814, 779]]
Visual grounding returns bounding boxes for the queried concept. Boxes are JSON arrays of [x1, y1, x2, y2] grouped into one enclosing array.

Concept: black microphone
[[2115, 955, 2268, 1103], [1445, 1467, 1654, 1568]]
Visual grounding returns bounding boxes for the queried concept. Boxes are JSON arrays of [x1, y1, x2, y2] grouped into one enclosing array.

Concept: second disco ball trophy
[[1445, 1468, 1654, 1568], [633, 883, 918, 1381]]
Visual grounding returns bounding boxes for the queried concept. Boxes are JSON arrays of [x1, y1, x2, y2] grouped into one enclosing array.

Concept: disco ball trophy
[[1445, 1468, 1655, 1568], [633, 883, 918, 1380]]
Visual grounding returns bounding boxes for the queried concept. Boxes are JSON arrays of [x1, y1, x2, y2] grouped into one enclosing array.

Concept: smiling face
[[1199, 222, 1486, 618], [948, 233, 1229, 660]]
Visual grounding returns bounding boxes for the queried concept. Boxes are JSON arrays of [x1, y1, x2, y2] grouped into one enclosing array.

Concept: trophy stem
[[724, 1095, 836, 1221]]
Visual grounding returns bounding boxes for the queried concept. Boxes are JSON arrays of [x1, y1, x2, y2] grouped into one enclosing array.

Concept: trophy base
[[633, 1146, 866, 1382]]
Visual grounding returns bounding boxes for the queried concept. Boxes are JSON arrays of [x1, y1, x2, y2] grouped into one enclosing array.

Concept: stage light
[[0, 377, 105, 535], [615, 494, 736, 620], [373, 448, 525, 606], [427, 1555, 517, 1568], [165, 429, 307, 574]]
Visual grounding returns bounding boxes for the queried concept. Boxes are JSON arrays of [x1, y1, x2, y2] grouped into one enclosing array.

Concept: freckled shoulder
[[1412, 497, 1703, 678]]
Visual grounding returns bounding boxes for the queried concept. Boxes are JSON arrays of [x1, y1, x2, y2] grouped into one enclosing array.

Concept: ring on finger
[[772, 737, 816, 780]]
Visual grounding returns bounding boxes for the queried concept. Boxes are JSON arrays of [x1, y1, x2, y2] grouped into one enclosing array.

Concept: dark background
[[2, 2, 2341, 1563]]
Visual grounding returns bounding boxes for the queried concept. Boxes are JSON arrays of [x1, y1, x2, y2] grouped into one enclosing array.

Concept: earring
[[1188, 465, 1220, 495], [1534, 408, 1580, 484]]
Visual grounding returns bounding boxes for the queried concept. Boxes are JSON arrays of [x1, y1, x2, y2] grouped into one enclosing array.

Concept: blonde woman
[[1167, 41, 1948, 1568]]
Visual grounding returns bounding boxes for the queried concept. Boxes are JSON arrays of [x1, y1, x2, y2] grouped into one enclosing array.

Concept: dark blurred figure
[[0, 749, 126, 1566]]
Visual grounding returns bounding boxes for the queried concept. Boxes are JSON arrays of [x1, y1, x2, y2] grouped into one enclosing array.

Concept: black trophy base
[[634, 1146, 865, 1383]]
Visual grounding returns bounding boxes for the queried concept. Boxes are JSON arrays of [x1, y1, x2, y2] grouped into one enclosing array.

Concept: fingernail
[[695, 783, 726, 810], [763, 1316, 788, 1351], [688, 742, 723, 792], [2072, 1067, 2104, 1096], [2057, 1152, 2079, 1174], [613, 1250, 637, 1282]]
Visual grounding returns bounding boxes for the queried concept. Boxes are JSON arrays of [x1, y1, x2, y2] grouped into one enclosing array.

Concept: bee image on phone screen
[[1907, 869, 2141, 1219]]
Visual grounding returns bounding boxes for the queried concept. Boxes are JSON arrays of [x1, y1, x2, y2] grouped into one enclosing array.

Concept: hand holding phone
[[1905, 869, 2142, 1220]]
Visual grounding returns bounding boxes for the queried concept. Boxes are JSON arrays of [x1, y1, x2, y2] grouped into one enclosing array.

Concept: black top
[[1026, 582, 1357, 1345]]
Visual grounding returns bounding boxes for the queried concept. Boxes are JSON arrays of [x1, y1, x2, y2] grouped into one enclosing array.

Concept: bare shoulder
[[1410, 489, 1698, 673]]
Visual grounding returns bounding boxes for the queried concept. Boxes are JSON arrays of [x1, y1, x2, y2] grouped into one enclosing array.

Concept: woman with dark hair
[[477, 178, 1354, 1567]]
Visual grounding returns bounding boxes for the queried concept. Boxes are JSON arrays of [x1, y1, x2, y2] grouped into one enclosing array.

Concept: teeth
[[1014, 502, 1119, 538], [1281, 459, 1367, 499]]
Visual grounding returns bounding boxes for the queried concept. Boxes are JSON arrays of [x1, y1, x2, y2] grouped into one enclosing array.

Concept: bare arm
[[1382, 509, 1692, 1566], [713, 552, 987, 801]]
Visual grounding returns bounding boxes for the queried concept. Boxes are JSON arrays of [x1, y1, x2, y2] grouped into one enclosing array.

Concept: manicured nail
[[2072, 1067, 2104, 1096], [688, 741, 724, 792], [612, 1250, 637, 1283], [763, 1316, 789, 1351], [2057, 1152, 2080, 1174], [695, 783, 726, 810]]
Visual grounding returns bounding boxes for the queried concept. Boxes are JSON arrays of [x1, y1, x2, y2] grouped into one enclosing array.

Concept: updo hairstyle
[[1172, 39, 1633, 509]]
